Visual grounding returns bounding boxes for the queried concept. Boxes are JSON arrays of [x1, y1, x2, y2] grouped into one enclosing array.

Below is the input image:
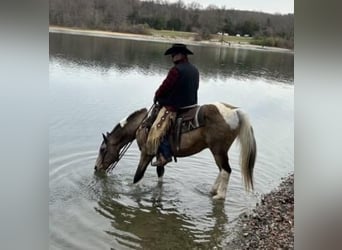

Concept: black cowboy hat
[[164, 43, 194, 55]]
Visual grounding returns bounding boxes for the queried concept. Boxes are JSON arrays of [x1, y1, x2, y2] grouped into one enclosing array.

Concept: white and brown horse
[[94, 102, 256, 200]]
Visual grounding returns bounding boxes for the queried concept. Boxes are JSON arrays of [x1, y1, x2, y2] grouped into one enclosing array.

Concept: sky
[[168, 0, 294, 14]]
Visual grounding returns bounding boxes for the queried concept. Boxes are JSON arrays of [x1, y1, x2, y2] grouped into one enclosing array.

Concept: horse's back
[[201, 102, 240, 129], [201, 102, 239, 112]]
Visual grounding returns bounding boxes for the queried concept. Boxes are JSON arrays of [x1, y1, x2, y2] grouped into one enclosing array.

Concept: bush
[[194, 28, 212, 41], [251, 36, 293, 49], [117, 24, 152, 35]]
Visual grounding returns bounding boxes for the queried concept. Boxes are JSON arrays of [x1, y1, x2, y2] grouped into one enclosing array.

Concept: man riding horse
[[146, 43, 200, 167]]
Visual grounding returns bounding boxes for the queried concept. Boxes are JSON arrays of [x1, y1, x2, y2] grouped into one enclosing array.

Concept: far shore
[[49, 26, 293, 53]]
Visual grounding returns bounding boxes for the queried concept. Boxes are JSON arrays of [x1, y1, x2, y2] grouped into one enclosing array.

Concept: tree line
[[49, 0, 293, 48]]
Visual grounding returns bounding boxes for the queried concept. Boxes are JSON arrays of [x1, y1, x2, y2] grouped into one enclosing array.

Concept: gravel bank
[[227, 173, 294, 249]]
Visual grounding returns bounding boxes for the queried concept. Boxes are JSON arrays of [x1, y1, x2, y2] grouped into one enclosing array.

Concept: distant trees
[[49, 0, 293, 48]]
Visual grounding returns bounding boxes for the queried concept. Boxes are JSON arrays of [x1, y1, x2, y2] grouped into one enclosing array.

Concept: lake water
[[49, 33, 294, 249]]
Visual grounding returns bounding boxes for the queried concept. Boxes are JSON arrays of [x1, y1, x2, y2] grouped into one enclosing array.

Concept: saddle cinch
[[141, 104, 205, 154]]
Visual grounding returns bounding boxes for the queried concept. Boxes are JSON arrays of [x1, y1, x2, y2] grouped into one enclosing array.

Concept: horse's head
[[94, 132, 121, 172], [94, 108, 149, 173]]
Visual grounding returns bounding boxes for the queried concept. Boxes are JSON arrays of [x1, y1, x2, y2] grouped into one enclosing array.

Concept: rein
[[106, 141, 133, 173], [106, 104, 155, 173]]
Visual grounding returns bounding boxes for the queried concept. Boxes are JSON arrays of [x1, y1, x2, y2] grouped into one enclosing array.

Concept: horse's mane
[[110, 108, 147, 134]]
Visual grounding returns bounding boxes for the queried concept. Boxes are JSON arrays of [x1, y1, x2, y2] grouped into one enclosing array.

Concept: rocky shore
[[227, 173, 294, 249]]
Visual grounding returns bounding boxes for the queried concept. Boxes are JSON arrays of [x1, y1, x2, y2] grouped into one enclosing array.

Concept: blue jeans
[[158, 136, 172, 159]]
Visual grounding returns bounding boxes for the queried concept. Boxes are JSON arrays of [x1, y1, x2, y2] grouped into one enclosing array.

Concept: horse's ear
[[106, 132, 110, 137], [102, 133, 108, 144]]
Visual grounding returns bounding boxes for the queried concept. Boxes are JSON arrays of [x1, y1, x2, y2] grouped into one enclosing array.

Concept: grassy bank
[[49, 26, 293, 53], [149, 29, 254, 44], [147, 29, 293, 49], [149, 29, 196, 40]]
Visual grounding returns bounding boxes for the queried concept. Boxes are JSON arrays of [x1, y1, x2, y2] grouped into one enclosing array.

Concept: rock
[[225, 173, 294, 249]]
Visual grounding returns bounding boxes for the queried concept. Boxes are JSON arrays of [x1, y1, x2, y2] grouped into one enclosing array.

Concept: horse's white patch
[[119, 116, 128, 128], [213, 170, 230, 200], [213, 102, 239, 130], [211, 172, 222, 194]]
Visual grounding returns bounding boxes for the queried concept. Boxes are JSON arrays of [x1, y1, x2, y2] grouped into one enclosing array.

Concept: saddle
[[140, 104, 205, 155], [173, 105, 205, 151]]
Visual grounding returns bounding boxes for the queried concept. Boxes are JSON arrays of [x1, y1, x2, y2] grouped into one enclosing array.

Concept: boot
[[151, 154, 172, 167]]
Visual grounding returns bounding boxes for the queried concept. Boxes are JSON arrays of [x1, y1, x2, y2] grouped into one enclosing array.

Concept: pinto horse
[[94, 102, 256, 200]]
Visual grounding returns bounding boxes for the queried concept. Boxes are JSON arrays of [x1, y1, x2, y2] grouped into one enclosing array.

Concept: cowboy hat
[[164, 43, 194, 55]]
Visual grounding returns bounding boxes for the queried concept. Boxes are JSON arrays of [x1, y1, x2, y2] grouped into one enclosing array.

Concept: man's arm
[[154, 67, 179, 101]]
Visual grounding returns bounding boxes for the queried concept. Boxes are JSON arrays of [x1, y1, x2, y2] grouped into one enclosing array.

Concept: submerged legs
[[211, 173, 222, 195], [213, 170, 231, 200], [156, 166, 165, 182], [133, 153, 154, 184], [211, 152, 232, 200], [133, 150, 165, 184]]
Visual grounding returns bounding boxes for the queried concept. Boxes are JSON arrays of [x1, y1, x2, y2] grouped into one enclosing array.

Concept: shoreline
[[226, 173, 294, 249], [49, 26, 293, 53]]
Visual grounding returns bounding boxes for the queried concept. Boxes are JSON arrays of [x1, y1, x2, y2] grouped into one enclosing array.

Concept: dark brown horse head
[[94, 108, 148, 173], [94, 131, 121, 172]]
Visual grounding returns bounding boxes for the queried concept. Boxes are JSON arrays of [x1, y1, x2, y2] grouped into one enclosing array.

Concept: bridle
[[105, 104, 155, 173], [106, 140, 133, 173]]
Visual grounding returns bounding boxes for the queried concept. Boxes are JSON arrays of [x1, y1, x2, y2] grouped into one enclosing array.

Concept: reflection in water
[[93, 177, 230, 249], [49, 33, 293, 83]]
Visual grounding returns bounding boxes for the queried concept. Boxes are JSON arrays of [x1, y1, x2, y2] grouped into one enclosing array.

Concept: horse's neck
[[121, 108, 148, 141]]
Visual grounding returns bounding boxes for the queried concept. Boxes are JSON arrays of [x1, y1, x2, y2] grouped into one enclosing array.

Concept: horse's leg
[[133, 152, 154, 184], [210, 169, 222, 195], [156, 166, 165, 182], [211, 152, 232, 200]]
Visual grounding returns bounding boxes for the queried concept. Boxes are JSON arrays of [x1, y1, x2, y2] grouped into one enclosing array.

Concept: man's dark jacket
[[156, 61, 199, 110]]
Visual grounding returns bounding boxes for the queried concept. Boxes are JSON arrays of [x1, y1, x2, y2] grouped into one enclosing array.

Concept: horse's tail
[[236, 110, 257, 191]]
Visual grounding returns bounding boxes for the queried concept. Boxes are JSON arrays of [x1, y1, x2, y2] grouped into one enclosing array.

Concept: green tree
[[166, 18, 183, 30], [222, 17, 234, 35]]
